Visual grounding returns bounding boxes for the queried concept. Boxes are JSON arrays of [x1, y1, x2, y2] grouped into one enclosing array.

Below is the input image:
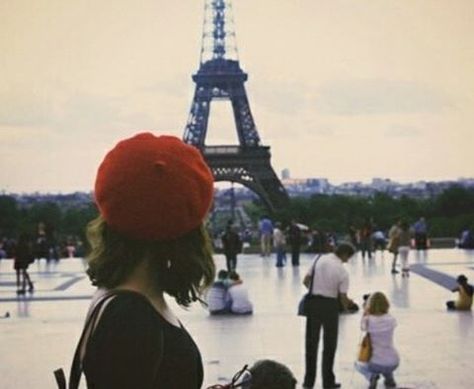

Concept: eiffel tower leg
[[204, 147, 289, 212]]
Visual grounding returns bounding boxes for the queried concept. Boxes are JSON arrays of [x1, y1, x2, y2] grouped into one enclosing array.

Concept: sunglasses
[[207, 364, 252, 389]]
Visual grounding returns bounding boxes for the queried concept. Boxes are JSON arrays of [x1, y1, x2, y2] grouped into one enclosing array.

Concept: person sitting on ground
[[446, 274, 473, 311], [206, 270, 231, 315], [355, 292, 399, 389], [248, 359, 297, 389], [227, 271, 253, 315]]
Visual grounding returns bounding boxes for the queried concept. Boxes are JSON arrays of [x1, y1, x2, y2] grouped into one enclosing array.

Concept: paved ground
[[1, 248, 473, 388]]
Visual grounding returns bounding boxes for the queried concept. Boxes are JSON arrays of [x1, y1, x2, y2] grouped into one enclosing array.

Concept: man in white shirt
[[302, 242, 356, 389]]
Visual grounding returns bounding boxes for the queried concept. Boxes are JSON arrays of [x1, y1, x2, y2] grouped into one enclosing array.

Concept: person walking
[[359, 219, 373, 259], [273, 222, 287, 267], [63, 133, 215, 389], [355, 292, 399, 389], [387, 219, 401, 274], [302, 242, 356, 389], [413, 217, 428, 250], [288, 220, 302, 266], [396, 220, 413, 277], [221, 221, 242, 272], [14, 233, 34, 294], [259, 215, 274, 257]]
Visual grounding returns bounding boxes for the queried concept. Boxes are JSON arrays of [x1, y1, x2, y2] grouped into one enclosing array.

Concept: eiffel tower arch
[[183, 0, 289, 212]]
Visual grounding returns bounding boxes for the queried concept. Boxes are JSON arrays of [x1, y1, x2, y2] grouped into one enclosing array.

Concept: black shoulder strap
[[68, 291, 120, 389], [308, 254, 322, 293], [53, 291, 118, 389], [54, 290, 165, 389]]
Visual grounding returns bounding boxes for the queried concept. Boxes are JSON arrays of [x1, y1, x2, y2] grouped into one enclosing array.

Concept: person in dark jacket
[[221, 221, 242, 272], [288, 220, 302, 266], [14, 233, 34, 294]]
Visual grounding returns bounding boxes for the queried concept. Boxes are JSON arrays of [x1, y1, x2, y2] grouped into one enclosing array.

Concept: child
[[355, 292, 399, 389], [227, 271, 253, 314], [446, 274, 473, 311]]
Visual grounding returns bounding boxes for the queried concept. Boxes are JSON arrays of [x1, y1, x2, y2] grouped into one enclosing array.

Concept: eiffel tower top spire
[[200, 0, 239, 63], [183, 0, 289, 210]]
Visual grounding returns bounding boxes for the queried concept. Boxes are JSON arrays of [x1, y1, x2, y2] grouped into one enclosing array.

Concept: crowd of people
[[1, 133, 470, 389]]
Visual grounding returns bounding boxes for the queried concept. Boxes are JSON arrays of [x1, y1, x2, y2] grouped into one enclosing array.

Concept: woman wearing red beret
[[68, 133, 215, 389]]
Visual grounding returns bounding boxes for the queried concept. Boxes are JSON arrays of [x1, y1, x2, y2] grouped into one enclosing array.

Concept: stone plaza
[[1, 248, 473, 388]]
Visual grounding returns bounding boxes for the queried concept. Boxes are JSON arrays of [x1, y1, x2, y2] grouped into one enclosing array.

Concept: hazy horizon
[[2, 0, 473, 192]]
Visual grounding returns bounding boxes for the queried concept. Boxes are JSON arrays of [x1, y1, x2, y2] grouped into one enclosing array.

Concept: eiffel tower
[[183, 0, 289, 211]]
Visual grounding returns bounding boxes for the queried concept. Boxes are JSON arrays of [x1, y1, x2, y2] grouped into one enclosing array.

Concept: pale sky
[[1, 0, 473, 193]]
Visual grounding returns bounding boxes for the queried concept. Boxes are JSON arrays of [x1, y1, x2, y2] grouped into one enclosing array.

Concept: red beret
[[94, 132, 214, 240]]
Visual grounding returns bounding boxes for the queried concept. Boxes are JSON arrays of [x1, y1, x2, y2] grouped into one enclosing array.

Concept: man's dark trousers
[[303, 296, 339, 388], [225, 254, 237, 271], [291, 244, 300, 266]]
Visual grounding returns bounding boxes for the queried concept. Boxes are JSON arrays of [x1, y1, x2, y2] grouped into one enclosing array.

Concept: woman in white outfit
[[396, 220, 413, 277], [355, 292, 399, 389]]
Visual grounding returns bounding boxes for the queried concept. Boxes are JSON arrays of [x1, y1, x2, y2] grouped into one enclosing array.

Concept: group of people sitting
[[206, 270, 254, 315]]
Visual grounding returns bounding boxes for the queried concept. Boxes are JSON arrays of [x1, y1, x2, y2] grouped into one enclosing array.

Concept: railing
[[203, 145, 240, 155]]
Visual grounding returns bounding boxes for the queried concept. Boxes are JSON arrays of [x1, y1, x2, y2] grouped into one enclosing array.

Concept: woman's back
[[84, 291, 203, 389], [362, 314, 399, 367], [228, 283, 253, 314]]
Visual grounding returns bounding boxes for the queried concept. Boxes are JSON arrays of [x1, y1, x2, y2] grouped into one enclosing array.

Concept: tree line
[[0, 196, 98, 243], [1, 186, 473, 242], [246, 186, 474, 237]]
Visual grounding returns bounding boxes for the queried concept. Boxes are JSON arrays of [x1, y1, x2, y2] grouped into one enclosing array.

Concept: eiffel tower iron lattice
[[183, 0, 289, 211]]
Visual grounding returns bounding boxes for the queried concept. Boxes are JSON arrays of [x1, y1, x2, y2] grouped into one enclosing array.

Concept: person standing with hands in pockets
[[302, 242, 356, 389]]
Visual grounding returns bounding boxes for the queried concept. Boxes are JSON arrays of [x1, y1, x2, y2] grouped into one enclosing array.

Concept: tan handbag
[[358, 332, 372, 362]]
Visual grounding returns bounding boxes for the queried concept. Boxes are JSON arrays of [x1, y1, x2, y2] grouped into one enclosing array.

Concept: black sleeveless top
[[83, 291, 203, 389]]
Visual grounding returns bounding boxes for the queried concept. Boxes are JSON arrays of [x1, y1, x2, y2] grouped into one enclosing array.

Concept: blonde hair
[[367, 292, 390, 315]]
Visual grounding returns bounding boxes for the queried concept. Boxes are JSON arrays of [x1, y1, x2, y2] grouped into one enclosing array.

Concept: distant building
[[281, 168, 290, 180]]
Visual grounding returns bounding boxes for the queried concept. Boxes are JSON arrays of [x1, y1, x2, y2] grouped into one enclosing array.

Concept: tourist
[[355, 292, 399, 389], [273, 222, 287, 267], [259, 215, 273, 257], [227, 271, 253, 315], [288, 220, 302, 266], [413, 217, 428, 250], [248, 359, 297, 389], [302, 242, 356, 389], [359, 219, 373, 259], [13, 233, 34, 294], [387, 219, 401, 274], [372, 229, 386, 257], [69, 133, 215, 388], [207, 270, 231, 315], [446, 274, 473, 311], [396, 220, 413, 277], [458, 227, 474, 249], [221, 220, 242, 271]]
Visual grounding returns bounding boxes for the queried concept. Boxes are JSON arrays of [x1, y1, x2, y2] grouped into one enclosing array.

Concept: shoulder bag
[[357, 320, 372, 363], [297, 254, 322, 316]]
